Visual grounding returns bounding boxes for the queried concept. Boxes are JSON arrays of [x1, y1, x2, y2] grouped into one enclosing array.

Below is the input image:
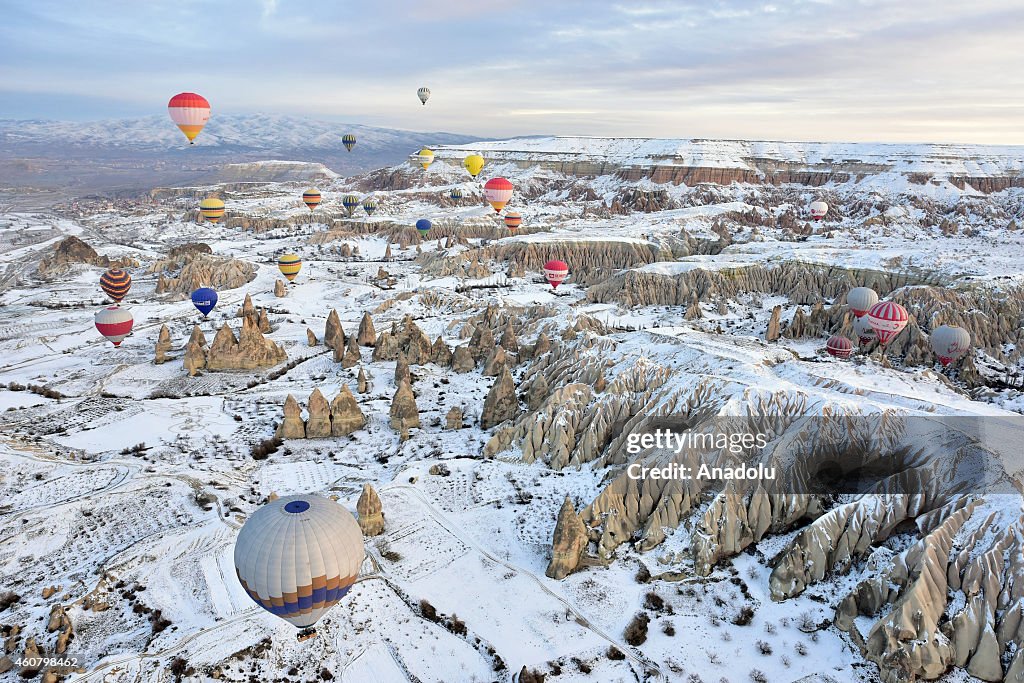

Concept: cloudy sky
[[2, 0, 1022, 143]]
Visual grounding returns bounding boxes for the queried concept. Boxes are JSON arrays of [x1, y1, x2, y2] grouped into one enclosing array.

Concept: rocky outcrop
[[545, 496, 589, 580], [394, 353, 411, 385], [357, 312, 376, 346], [188, 324, 207, 347], [766, 305, 782, 341], [274, 279, 287, 297], [341, 335, 361, 368], [451, 345, 475, 373], [151, 254, 255, 296], [389, 380, 420, 432], [357, 367, 369, 393], [357, 484, 385, 536], [38, 236, 135, 278], [202, 316, 286, 371], [481, 367, 519, 429], [324, 309, 345, 352], [445, 406, 463, 430], [467, 323, 496, 362], [330, 385, 365, 436], [305, 389, 332, 438], [307, 328, 318, 346], [154, 324, 171, 364], [277, 394, 306, 439], [499, 321, 519, 353], [183, 339, 207, 377], [431, 337, 452, 367], [483, 346, 508, 376]]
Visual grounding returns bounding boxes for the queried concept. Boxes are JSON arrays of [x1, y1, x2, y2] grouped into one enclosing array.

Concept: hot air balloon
[[167, 92, 210, 145], [450, 188, 463, 201], [411, 148, 434, 170], [504, 211, 522, 231], [483, 177, 514, 213], [866, 301, 908, 345], [342, 134, 356, 152], [191, 287, 218, 318], [234, 494, 364, 636], [463, 154, 485, 179], [100, 268, 132, 303], [199, 197, 225, 223], [94, 306, 134, 347], [809, 201, 829, 221], [417, 87, 431, 105], [543, 260, 569, 290], [302, 189, 322, 212], [930, 325, 970, 366], [847, 287, 878, 318], [854, 316, 877, 346], [278, 253, 302, 282], [415, 219, 432, 237], [342, 195, 361, 218], [362, 198, 378, 216], [825, 335, 854, 359]]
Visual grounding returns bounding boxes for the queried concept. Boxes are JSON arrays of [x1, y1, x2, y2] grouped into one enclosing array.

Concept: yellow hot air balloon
[[278, 253, 302, 282], [411, 148, 434, 170], [199, 197, 225, 223], [463, 154, 485, 179]]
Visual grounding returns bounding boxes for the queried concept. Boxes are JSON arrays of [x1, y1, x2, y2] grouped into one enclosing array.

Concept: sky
[[1, 0, 1023, 144]]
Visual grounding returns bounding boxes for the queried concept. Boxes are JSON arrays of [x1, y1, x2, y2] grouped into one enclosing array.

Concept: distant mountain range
[[0, 113, 482, 193]]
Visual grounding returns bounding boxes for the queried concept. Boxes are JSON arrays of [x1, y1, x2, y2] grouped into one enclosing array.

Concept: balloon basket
[[296, 628, 317, 642]]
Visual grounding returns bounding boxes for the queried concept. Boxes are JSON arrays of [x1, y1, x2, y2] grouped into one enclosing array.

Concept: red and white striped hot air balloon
[[866, 301, 908, 345], [483, 177, 514, 213], [543, 260, 569, 290], [847, 287, 878, 318], [94, 306, 134, 347], [825, 335, 853, 359], [167, 92, 211, 145]]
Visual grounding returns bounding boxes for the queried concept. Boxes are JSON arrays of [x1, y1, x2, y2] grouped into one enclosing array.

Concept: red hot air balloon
[[483, 177, 514, 213], [167, 92, 211, 144], [94, 306, 134, 347], [930, 325, 971, 366], [866, 301, 909, 345], [543, 260, 569, 290], [825, 335, 853, 359]]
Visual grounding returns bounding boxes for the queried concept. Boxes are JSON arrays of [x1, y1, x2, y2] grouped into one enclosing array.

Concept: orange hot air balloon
[[302, 189, 322, 212], [503, 211, 522, 231], [483, 177, 513, 213], [167, 92, 210, 144]]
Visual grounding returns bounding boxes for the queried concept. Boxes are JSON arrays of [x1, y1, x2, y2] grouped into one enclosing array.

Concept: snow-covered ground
[[1, 142, 1023, 683]]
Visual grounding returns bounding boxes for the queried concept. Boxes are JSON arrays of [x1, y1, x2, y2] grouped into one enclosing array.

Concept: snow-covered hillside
[[2, 140, 1024, 683]]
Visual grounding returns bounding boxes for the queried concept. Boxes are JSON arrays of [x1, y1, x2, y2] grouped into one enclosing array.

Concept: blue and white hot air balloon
[[191, 287, 218, 318], [234, 494, 364, 634]]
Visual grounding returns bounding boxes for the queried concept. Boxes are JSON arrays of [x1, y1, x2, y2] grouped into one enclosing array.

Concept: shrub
[[733, 606, 755, 626], [661, 621, 676, 636], [624, 613, 650, 646], [643, 592, 665, 612], [749, 670, 767, 683], [795, 642, 808, 656], [250, 436, 283, 460], [606, 646, 625, 660], [419, 599, 439, 622], [756, 640, 772, 655]]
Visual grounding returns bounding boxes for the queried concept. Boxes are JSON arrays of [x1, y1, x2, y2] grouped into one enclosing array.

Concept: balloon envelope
[[866, 301, 909, 345], [191, 287, 218, 317], [931, 325, 970, 366], [417, 87, 431, 105], [543, 260, 569, 289], [362, 198, 378, 216], [199, 197, 225, 223], [278, 253, 302, 282], [825, 335, 853, 359], [302, 189, 322, 212], [809, 200, 829, 220], [342, 134, 356, 152], [234, 494, 364, 629], [463, 154, 485, 179], [415, 218, 432, 236], [100, 268, 132, 303], [854, 316, 877, 345], [342, 195, 360, 217], [847, 287, 878, 318], [412, 148, 434, 170], [167, 92, 210, 144], [504, 212, 522, 231], [450, 188, 463, 201], [95, 306, 134, 347], [483, 177, 514, 213]]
